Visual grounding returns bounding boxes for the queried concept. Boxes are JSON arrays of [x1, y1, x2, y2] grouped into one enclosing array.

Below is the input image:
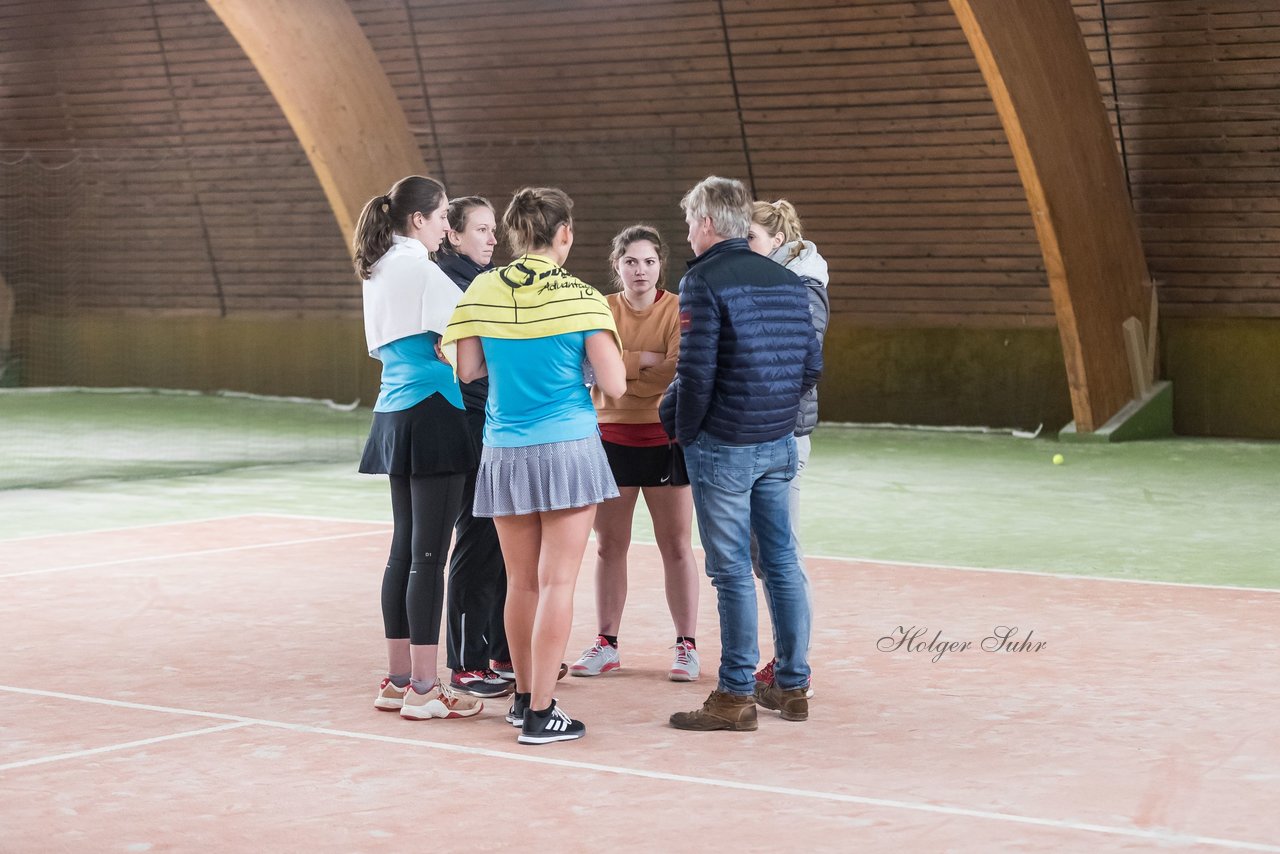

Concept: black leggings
[[381, 473, 465, 646]]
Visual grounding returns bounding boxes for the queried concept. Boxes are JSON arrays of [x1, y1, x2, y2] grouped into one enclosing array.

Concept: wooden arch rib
[[950, 0, 1152, 432], [205, 0, 426, 241]]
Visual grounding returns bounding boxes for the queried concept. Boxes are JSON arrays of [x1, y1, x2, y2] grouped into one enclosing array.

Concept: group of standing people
[[354, 174, 826, 745]]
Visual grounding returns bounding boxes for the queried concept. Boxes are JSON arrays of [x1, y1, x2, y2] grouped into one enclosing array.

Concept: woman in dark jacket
[[435, 196, 514, 700]]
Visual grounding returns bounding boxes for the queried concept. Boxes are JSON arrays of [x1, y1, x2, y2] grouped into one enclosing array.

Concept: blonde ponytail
[[751, 199, 805, 264]]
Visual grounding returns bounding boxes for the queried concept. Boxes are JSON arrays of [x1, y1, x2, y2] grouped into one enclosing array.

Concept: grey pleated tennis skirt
[[474, 435, 619, 517]]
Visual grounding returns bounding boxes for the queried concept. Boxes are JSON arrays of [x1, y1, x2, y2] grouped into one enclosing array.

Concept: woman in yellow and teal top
[[443, 186, 626, 745], [354, 175, 482, 723]]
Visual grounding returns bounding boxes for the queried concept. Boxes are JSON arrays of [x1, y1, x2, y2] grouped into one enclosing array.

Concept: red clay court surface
[[2, 514, 1278, 852]]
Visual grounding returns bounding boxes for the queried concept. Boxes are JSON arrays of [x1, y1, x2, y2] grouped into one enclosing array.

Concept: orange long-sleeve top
[[591, 289, 679, 424]]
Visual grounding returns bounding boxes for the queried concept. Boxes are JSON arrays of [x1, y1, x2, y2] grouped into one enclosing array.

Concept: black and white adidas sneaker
[[506, 692, 530, 728], [518, 700, 585, 744]]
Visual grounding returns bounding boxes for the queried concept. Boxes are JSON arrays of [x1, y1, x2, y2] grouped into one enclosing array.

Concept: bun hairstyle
[[751, 199, 806, 264], [608, 224, 669, 291], [502, 187, 573, 256], [352, 175, 447, 279], [440, 195, 494, 256]]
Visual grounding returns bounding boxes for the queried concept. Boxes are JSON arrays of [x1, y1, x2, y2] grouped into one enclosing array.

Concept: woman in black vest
[[435, 196, 514, 699]]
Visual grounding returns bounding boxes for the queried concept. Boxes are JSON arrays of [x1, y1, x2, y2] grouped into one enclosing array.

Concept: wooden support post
[[950, 0, 1154, 432], [205, 0, 427, 240], [1122, 317, 1150, 399], [0, 272, 13, 356]]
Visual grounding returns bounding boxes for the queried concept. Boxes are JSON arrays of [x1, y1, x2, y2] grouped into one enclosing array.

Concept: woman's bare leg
[[494, 513, 542, 694], [641, 484, 698, 637], [386, 639, 410, 676], [409, 644, 440, 685], [592, 488, 640, 635], [530, 504, 596, 710]]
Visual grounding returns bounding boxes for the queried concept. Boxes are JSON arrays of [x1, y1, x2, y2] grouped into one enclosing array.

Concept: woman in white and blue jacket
[[354, 176, 483, 722], [746, 198, 829, 697]]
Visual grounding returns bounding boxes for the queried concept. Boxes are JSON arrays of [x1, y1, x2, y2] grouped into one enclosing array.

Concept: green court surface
[[2, 390, 1278, 589]]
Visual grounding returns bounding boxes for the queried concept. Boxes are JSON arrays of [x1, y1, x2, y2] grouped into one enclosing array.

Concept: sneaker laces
[[482, 668, 505, 681], [550, 705, 573, 725], [581, 636, 610, 659], [755, 658, 776, 683], [672, 642, 693, 666]]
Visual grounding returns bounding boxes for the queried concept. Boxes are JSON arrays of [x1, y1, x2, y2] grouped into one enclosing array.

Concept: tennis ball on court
[[1052, 453, 1065, 465]]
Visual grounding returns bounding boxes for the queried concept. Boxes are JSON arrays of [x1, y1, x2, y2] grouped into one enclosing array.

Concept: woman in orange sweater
[[571, 225, 700, 681]]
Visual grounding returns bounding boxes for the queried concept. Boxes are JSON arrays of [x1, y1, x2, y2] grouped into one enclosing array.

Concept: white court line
[[0, 685, 1276, 852], [0, 513, 389, 544], [6, 514, 1274, 595], [0, 514, 260, 544], [0, 721, 252, 771], [256, 512, 392, 527], [801, 550, 1280, 595], [0, 529, 390, 580], [623, 535, 1280, 596]]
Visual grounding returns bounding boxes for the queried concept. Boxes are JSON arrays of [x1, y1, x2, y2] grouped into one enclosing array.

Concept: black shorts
[[601, 439, 689, 488]]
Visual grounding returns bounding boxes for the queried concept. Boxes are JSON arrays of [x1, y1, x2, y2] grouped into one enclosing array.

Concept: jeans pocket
[[710, 442, 757, 492]]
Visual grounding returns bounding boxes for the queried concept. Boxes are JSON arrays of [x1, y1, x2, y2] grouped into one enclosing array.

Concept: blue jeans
[[683, 431, 812, 696]]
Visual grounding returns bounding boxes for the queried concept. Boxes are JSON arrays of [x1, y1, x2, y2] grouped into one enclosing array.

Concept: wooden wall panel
[[382, 0, 748, 291], [0, 0, 354, 317], [1097, 0, 1280, 318], [723, 0, 1049, 325], [2, 0, 1279, 325]]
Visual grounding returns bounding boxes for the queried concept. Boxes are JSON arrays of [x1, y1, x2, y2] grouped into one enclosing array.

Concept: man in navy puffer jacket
[[662, 176, 821, 732]]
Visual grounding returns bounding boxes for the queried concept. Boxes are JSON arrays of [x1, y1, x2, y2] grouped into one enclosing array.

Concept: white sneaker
[[374, 676, 407, 711], [399, 682, 483, 720], [668, 641, 700, 682], [569, 635, 621, 676]]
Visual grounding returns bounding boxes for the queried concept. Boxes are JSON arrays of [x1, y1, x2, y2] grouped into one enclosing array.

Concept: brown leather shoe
[[754, 682, 809, 721], [670, 690, 758, 731]]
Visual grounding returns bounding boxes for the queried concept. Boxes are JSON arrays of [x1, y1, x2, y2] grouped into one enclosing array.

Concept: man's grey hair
[[680, 176, 752, 240]]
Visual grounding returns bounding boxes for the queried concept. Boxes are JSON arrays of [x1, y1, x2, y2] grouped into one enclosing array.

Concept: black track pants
[[381, 473, 465, 646], [445, 409, 510, 670]]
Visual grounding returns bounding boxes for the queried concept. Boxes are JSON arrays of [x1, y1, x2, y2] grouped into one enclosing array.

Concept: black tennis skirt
[[358, 393, 479, 477], [601, 439, 690, 488]]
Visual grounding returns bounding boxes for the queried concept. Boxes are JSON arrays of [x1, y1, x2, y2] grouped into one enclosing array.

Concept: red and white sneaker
[[570, 636, 620, 676], [374, 677, 407, 711], [754, 657, 814, 698], [451, 668, 514, 698], [489, 661, 570, 681], [400, 682, 483, 720], [668, 641, 700, 682]]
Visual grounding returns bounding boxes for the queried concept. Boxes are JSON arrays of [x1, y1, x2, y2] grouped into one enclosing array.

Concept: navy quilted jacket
[[660, 238, 822, 445]]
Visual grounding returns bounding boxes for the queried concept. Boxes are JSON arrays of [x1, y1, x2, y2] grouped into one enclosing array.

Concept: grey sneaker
[[570, 636, 620, 676], [668, 641, 700, 682]]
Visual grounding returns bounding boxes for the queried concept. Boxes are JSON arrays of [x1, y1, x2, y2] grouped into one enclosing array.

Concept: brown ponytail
[[352, 175, 447, 279]]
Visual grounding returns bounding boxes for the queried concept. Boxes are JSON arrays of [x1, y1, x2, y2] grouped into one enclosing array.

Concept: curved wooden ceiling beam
[[950, 0, 1152, 432], [205, 0, 426, 240]]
